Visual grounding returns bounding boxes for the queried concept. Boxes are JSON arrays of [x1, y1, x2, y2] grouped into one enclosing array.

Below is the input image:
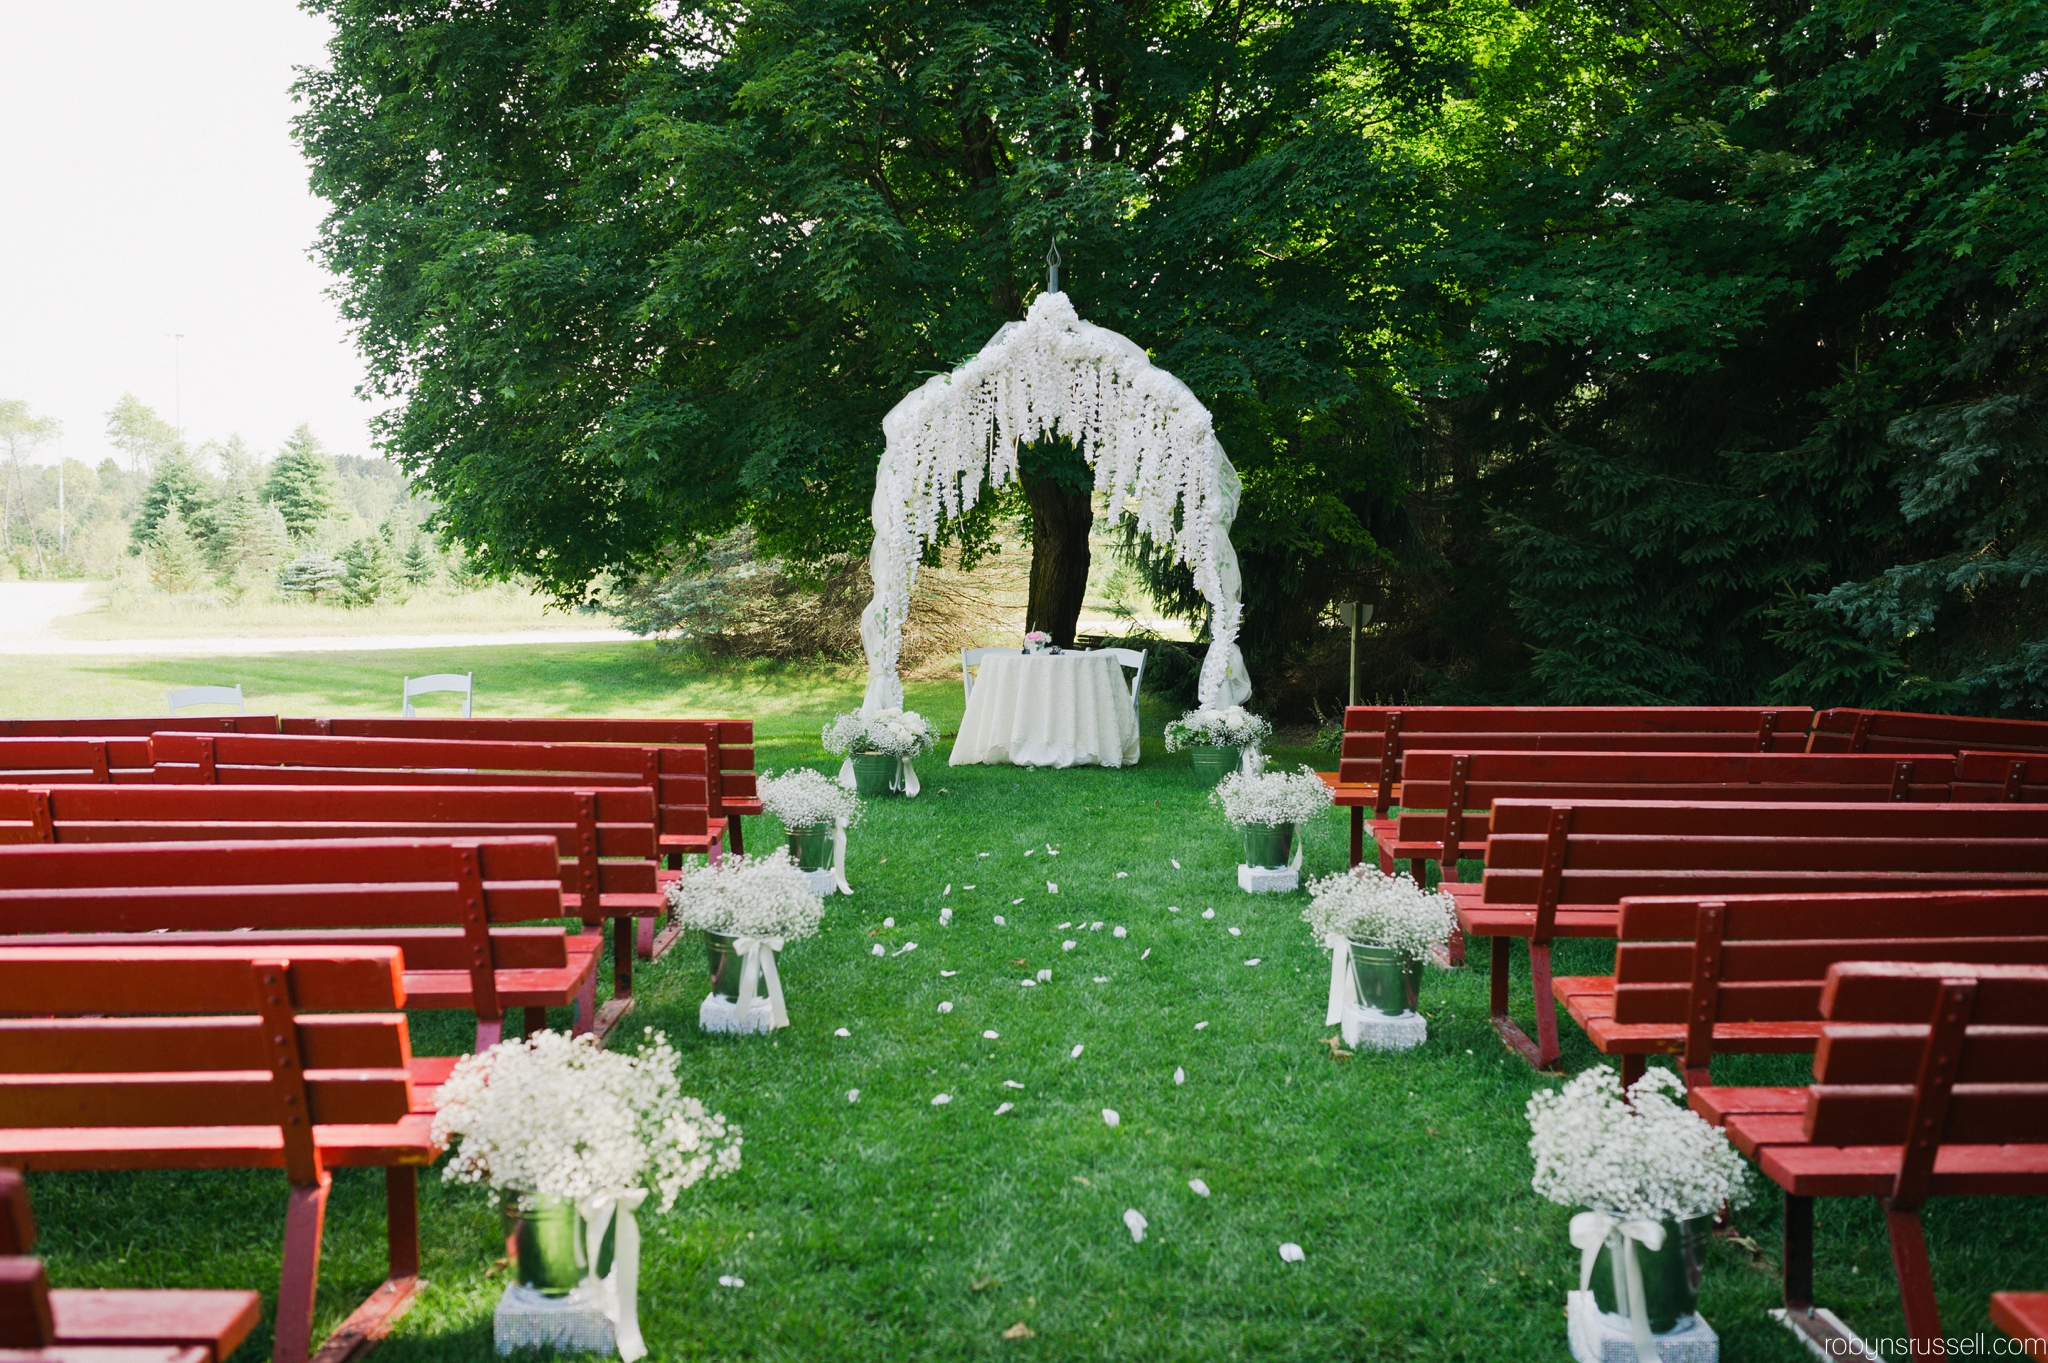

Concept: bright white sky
[[0, 1, 387, 470]]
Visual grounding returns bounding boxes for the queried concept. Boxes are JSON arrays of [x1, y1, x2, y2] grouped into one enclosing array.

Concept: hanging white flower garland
[[857, 290, 1253, 714]]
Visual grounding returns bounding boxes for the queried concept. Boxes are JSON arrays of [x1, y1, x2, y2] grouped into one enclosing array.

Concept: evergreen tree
[[144, 505, 207, 594], [131, 452, 217, 557], [277, 550, 349, 601], [211, 484, 288, 586], [400, 534, 436, 588], [341, 530, 400, 606], [264, 425, 341, 542]]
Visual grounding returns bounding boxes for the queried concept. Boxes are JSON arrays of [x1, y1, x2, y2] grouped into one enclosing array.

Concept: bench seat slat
[[0, 1112, 439, 1172], [46, 1290, 263, 1363]]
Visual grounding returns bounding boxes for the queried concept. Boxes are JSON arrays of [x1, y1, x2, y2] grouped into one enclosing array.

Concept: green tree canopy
[[105, 395, 183, 475], [264, 425, 342, 542], [131, 452, 217, 557]]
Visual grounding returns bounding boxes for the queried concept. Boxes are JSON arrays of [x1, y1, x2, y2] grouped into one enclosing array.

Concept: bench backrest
[[1809, 961, 2048, 1207], [1606, 890, 2048, 1071], [1396, 750, 1956, 866], [150, 731, 729, 844], [1337, 707, 1815, 816], [1479, 800, 2048, 937], [0, 945, 419, 1186], [1809, 708, 2048, 757], [1954, 751, 2048, 803], [0, 837, 566, 1025], [0, 784, 658, 918], [0, 717, 280, 738], [0, 739, 130, 785], [279, 716, 759, 811]]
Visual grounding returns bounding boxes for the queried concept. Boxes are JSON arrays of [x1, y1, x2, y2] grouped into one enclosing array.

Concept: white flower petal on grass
[[1102, 1109, 1120, 1127], [1059, 921, 1072, 929], [931, 1093, 951, 1106], [1201, 908, 1215, 920], [1090, 921, 1103, 931], [1188, 1178, 1209, 1197], [884, 917, 895, 928], [870, 944, 886, 957], [1011, 898, 1024, 906], [984, 1030, 1000, 1040], [1046, 844, 1057, 854], [1116, 871, 1128, 878], [847, 1089, 861, 1103], [1195, 1021, 1209, 1030], [944, 884, 952, 896], [1047, 882, 1059, 894], [1141, 948, 1151, 960], [938, 1001, 953, 1014], [1037, 969, 1053, 982], [1093, 976, 1108, 984], [1062, 940, 1078, 952], [1113, 926, 1127, 938], [1004, 1080, 1025, 1089], [1020, 979, 1036, 988], [1024, 849, 1036, 857], [994, 915, 1007, 926], [718, 1274, 745, 1288], [1174, 1067, 1185, 1085], [994, 1102, 1014, 1116], [1278, 1243, 1305, 1263], [1244, 958, 1262, 967], [1228, 927, 1241, 937], [941, 970, 958, 977], [1167, 905, 1179, 913], [835, 1027, 852, 1037], [939, 908, 953, 926], [1070, 1044, 1085, 1059], [965, 884, 976, 889], [1171, 859, 1182, 869], [977, 852, 990, 858], [895, 942, 918, 955], [1123, 1209, 1148, 1243]]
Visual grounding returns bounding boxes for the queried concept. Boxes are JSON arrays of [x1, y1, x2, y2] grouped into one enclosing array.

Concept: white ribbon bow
[[575, 1188, 650, 1362], [1288, 829, 1304, 871], [899, 757, 921, 797], [1570, 1211, 1667, 1363], [1325, 933, 1357, 1025], [830, 818, 853, 895], [836, 755, 855, 789], [732, 935, 789, 1030]]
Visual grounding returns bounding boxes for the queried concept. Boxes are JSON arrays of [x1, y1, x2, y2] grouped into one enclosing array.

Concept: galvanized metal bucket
[[786, 826, 834, 871], [1189, 745, 1241, 787], [1590, 1215, 1708, 1334], [851, 752, 898, 797], [1242, 822, 1295, 870], [1348, 941, 1423, 1015], [503, 1194, 614, 1296], [704, 930, 746, 1001]]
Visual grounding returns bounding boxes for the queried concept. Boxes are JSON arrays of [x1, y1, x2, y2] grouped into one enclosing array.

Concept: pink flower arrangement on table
[[1023, 630, 1050, 654]]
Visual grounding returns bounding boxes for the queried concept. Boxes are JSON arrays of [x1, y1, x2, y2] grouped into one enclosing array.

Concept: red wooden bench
[[0, 784, 661, 1029], [1809, 707, 2048, 756], [1384, 749, 1956, 882], [1461, 799, 2048, 1069], [0, 944, 442, 1363], [1691, 962, 2048, 1360], [1549, 889, 2048, 1087], [149, 731, 735, 864], [1992, 1293, 2048, 1351], [0, 837, 581, 1050], [0, 740, 138, 786], [1319, 706, 1815, 868], [1, 1168, 261, 1363], [277, 717, 762, 853], [1953, 750, 2048, 803]]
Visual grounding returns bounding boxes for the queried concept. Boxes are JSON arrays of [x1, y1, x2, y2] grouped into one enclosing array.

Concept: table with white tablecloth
[[948, 652, 1141, 768]]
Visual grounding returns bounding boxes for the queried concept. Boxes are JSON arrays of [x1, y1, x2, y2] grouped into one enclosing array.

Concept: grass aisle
[[14, 650, 2044, 1360]]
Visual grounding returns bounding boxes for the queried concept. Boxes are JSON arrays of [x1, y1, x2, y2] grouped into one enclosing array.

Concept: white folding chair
[[1098, 648, 1147, 724], [960, 647, 1021, 705], [402, 672, 473, 717], [165, 684, 245, 715]]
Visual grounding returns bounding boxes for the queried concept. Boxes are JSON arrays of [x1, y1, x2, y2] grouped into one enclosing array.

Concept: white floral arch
[[858, 290, 1253, 715]]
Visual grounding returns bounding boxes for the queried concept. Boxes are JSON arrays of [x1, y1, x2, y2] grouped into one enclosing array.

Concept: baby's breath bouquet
[[1211, 764, 1334, 828], [432, 1028, 742, 1213], [1527, 1066, 1751, 1222], [1164, 705, 1273, 753], [664, 847, 825, 940], [757, 767, 863, 833], [821, 707, 938, 759], [1303, 866, 1456, 960]]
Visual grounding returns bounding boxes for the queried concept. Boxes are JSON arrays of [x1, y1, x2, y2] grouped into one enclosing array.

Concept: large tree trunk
[[1019, 467, 1093, 646]]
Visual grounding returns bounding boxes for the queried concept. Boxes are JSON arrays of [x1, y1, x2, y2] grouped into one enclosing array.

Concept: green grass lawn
[[8, 643, 2045, 1361]]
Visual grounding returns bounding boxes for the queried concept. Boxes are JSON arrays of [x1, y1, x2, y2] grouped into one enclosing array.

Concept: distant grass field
[[6, 643, 2042, 1361]]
